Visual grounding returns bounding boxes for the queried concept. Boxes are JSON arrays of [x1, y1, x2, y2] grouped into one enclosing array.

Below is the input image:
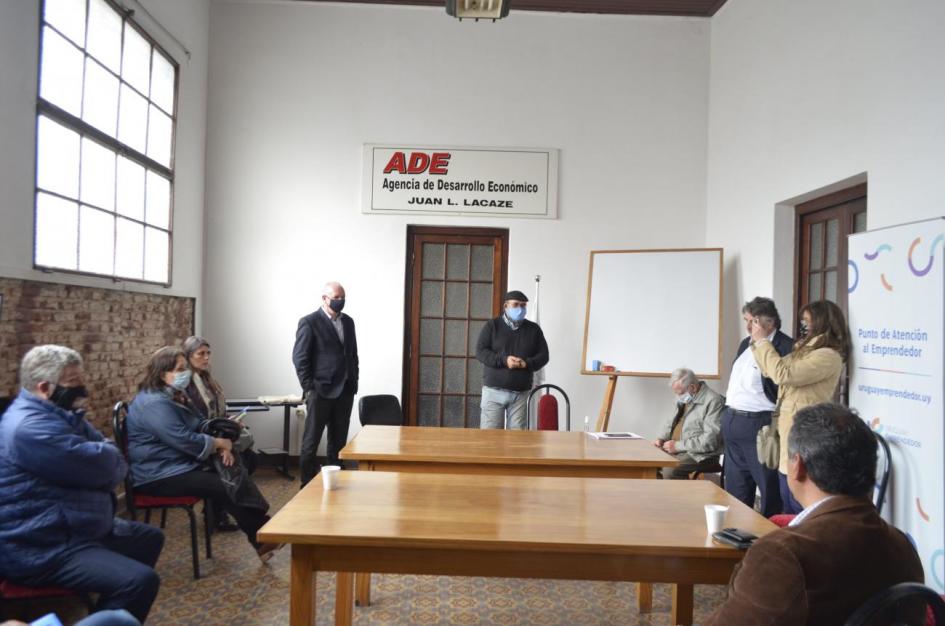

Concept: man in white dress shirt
[[721, 297, 794, 516]]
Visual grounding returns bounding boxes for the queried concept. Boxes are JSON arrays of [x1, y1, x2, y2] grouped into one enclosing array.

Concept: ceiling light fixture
[[446, 0, 510, 21]]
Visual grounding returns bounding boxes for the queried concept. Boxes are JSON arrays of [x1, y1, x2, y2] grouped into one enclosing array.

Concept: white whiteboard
[[581, 249, 723, 378]]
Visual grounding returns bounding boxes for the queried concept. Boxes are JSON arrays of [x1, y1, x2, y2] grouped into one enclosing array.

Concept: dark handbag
[[199, 417, 241, 442]]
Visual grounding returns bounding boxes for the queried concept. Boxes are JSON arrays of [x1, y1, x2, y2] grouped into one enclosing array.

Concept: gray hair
[[182, 335, 210, 359], [669, 368, 698, 388], [20, 345, 83, 391], [322, 281, 343, 297]]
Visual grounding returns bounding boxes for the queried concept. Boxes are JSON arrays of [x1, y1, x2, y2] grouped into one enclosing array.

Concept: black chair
[[358, 395, 403, 426], [844, 582, 945, 626], [874, 431, 892, 516], [112, 402, 212, 579]]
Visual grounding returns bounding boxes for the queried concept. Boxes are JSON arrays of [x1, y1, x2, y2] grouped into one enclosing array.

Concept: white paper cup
[[704, 504, 729, 534], [321, 465, 341, 490]]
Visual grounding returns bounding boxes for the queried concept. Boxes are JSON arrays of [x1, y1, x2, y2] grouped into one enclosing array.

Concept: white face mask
[[677, 392, 693, 404]]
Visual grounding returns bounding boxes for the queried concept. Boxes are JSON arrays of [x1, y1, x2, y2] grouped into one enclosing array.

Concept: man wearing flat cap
[[475, 290, 550, 429]]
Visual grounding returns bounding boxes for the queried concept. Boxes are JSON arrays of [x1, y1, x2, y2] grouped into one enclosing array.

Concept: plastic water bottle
[[584, 415, 590, 433]]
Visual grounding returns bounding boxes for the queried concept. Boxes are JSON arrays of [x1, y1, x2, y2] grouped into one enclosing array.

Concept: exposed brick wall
[[0, 278, 194, 433]]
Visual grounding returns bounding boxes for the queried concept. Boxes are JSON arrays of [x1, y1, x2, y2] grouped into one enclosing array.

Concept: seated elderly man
[[704, 403, 923, 625], [653, 368, 724, 479], [0, 346, 164, 623]]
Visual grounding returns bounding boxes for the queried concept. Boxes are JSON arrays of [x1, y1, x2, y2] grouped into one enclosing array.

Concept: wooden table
[[258, 471, 775, 626], [340, 425, 679, 613], [340, 425, 677, 479]]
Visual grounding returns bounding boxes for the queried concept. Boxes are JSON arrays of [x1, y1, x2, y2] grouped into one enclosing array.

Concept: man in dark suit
[[722, 296, 794, 516], [704, 403, 923, 625], [292, 281, 359, 486]]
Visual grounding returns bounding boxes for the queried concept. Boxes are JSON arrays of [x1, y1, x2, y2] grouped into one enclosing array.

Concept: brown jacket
[[751, 335, 844, 472], [703, 496, 923, 626]]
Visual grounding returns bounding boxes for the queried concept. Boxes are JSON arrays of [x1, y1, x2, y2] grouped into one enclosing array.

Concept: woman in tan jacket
[[749, 300, 851, 514]]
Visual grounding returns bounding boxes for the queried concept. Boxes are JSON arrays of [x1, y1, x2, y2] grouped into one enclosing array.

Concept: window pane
[[826, 219, 840, 267], [83, 58, 119, 137], [44, 0, 86, 47], [808, 272, 822, 303], [471, 245, 493, 281], [116, 156, 145, 220], [443, 396, 464, 428], [115, 218, 144, 279], [87, 0, 121, 73], [421, 281, 443, 316], [147, 105, 172, 167], [444, 359, 465, 394], [150, 50, 175, 113], [118, 84, 148, 153], [854, 212, 867, 233], [467, 358, 483, 393], [470, 283, 493, 318], [122, 24, 151, 95], [36, 116, 80, 198], [39, 27, 84, 116], [144, 227, 169, 283], [809, 222, 823, 271], [466, 396, 481, 428], [78, 205, 114, 275], [419, 357, 441, 393], [145, 171, 170, 228], [447, 244, 469, 280], [825, 270, 838, 303], [422, 243, 445, 279], [445, 282, 468, 317], [445, 320, 466, 356], [418, 395, 439, 427], [35, 192, 78, 269], [419, 318, 442, 354], [80, 138, 115, 211]]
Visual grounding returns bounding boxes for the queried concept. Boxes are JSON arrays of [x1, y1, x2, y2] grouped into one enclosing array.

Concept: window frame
[[33, 0, 180, 286]]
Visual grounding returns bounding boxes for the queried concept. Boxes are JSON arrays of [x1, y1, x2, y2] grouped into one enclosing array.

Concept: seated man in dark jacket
[[704, 403, 923, 626], [0, 346, 164, 623]]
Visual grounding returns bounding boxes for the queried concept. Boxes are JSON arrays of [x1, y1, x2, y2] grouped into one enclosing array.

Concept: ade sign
[[362, 144, 559, 218]]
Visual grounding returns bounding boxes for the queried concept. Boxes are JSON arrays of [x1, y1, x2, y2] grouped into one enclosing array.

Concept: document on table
[[585, 432, 643, 440]]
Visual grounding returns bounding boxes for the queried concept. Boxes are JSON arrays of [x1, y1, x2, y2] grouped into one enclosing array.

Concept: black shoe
[[215, 513, 240, 532]]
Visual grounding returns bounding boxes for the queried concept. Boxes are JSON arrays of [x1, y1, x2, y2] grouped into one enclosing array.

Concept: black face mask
[[328, 298, 346, 313], [49, 384, 89, 411]]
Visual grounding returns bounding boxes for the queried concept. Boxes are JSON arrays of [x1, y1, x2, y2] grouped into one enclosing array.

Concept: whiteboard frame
[[580, 248, 724, 379]]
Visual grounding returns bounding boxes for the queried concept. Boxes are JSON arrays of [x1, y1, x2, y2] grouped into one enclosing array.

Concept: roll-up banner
[[848, 217, 945, 590]]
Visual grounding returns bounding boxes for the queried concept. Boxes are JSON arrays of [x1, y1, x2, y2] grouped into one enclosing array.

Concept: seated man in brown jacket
[[704, 403, 923, 626]]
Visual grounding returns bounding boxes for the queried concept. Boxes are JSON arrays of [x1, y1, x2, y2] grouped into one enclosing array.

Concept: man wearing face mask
[[475, 290, 550, 430], [653, 368, 724, 479], [0, 345, 164, 623], [293, 281, 359, 486]]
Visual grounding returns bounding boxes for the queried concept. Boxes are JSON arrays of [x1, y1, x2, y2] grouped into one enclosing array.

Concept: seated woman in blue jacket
[[126, 346, 281, 563]]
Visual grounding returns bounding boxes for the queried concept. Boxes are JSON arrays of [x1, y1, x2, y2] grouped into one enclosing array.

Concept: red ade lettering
[[383, 151, 451, 175]]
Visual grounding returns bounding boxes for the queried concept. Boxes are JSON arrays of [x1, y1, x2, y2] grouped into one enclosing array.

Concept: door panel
[[403, 226, 508, 427]]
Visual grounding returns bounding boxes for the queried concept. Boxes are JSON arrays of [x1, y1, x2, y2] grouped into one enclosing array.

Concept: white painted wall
[[706, 0, 945, 361], [0, 0, 210, 301], [203, 1, 712, 451]]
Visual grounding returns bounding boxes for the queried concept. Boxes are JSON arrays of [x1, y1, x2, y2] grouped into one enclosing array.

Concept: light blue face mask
[[507, 306, 526, 322], [170, 369, 193, 391]]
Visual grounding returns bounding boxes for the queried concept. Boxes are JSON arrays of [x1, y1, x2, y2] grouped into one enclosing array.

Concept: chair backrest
[[526, 384, 570, 431], [843, 582, 945, 626], [111, 401, 137, 513], [358, 395, 403, 426], [874, 431, 892, 516]]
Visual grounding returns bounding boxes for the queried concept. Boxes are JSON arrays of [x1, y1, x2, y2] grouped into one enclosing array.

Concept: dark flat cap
[[503, 290, 528, 302]]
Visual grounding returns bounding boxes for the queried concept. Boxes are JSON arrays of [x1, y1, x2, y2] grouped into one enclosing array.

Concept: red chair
[[0, 577, 92, 619], [769, 514, 796, 528], [527, 384, 570, 431], [112, 402, 212, 579]]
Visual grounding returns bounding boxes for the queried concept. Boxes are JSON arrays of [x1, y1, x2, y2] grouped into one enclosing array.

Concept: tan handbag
[[756, 400, 782, 469]]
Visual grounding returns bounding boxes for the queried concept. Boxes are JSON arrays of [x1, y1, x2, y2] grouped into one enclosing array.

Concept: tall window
[[35, 0, 178, 284]]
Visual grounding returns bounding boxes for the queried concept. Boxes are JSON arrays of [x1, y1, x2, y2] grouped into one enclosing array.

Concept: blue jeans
[[17, 519, 163, 623], [480, 387, 528, 430], [720, 407, 783, 517]]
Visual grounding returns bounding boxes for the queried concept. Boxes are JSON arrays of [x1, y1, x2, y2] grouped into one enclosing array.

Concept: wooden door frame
[[401, 225, 509, 426], [793, 182, 867, 333]]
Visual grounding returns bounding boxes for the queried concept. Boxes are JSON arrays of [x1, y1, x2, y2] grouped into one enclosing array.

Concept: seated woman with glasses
[[126, 346, 281, 563]]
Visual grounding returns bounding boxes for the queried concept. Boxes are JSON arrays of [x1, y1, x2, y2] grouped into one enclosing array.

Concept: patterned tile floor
[[27, 471, 730, 625]]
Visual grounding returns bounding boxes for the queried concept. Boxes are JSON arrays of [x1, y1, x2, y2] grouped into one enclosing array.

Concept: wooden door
[[796, 183, 868, 327], [403, 226, 508, 427]]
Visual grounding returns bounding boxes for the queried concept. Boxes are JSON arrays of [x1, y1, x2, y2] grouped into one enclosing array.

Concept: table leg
[[637, 582, 653, 612], [289, 545, 315, 626], [355, 572, 371, 606], [671, 583, 694, 626], [335, 572, 354, 626]]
